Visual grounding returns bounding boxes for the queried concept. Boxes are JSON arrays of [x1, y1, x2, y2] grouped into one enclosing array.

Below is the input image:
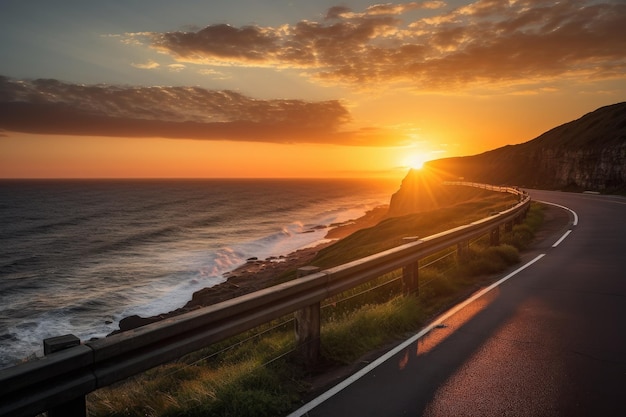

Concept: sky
[[0, 0, 624, 179]]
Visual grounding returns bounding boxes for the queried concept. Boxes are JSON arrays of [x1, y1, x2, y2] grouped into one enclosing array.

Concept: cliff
[[423, 102, 626, 192], [387, 169, 516, 217]]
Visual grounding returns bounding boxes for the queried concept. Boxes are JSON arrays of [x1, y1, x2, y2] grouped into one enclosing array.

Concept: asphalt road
[[289, 190, 626, 417]]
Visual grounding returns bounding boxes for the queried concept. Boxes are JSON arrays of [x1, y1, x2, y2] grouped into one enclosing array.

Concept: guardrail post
[[294, 267, 321, 370], [402, 262, 419, 296], [401, 237, 420, 296], [43, 334, 86, 417], [457, 241, 469, 262], [490, 226, 500, 246]]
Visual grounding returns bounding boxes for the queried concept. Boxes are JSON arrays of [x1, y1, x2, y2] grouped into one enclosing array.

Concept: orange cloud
[[131, 60, 160, 69], [127, 1, 625, 90]]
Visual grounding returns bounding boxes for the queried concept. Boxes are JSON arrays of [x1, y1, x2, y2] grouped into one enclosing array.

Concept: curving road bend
[[289, 190, 626, 417]]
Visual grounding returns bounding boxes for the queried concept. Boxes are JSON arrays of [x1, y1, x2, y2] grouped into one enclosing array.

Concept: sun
[[404, 153, 427, 170]]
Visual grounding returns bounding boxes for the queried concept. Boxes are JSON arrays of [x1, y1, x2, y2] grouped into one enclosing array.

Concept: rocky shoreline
[[115, 205, 389, 333]]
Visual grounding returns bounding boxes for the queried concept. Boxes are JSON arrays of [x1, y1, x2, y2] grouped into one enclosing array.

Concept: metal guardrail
[[0, 183, 530, 417]]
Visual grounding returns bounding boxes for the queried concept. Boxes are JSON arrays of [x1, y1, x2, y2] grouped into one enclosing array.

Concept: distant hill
[[424, 102, 626, 192]]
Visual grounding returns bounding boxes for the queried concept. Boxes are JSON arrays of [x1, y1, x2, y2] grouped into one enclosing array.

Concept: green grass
[[87, 197, 542, 417], [502, 204, 544, 250], [458, 244, 521, 276], [88, 329, 302, 417], [320, 296, 423, 364]]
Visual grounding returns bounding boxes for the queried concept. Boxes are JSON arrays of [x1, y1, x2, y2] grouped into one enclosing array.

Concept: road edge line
[[536, 200, 579, 226], [552, 230, 572, 247]]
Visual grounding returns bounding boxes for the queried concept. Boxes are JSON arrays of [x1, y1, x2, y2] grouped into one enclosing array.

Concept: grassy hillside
[[313, 189, 517, 268]]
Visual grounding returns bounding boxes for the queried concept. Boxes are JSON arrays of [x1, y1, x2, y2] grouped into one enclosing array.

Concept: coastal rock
[[111, 307, 200, 335], [118, 315, 161, 332]]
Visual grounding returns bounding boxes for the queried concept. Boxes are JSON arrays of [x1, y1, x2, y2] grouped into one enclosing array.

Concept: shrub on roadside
[[458, 244, 520, 276], [321, 296, 423, 364]]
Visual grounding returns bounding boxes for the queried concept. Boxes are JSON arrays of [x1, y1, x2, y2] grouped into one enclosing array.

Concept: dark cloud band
[[0, 76, 363, 144]]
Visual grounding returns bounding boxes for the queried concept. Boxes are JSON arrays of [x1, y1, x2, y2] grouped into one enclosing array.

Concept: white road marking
[[287, 253, 547, 417], [552, 230, 572, 247], [536, 200, 579, 226]]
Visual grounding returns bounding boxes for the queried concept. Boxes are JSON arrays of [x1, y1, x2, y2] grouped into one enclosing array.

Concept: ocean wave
[[0, 178, 397, 369]]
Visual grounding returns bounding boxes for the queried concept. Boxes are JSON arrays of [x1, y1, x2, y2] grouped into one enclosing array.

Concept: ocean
[[0, 178, 399, 369]]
